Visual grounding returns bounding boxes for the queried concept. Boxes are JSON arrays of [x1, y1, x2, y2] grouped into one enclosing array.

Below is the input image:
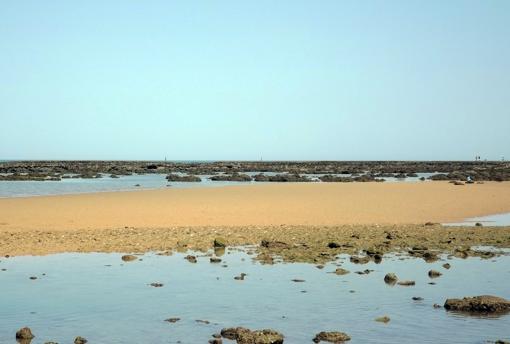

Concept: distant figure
[[467, 176, 472, 182]]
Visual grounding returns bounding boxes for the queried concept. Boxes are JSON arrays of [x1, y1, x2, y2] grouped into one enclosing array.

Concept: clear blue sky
[[1, 1, 509, 161]]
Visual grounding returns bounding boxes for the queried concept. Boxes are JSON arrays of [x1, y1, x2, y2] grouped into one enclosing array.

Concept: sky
[[0, 1, 509, 161]]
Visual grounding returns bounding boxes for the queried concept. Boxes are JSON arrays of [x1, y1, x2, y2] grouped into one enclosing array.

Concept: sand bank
[[1, 182, 510, 231]]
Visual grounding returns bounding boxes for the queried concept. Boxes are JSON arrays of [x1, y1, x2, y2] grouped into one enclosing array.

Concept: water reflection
[[0, 250, 509, 343]]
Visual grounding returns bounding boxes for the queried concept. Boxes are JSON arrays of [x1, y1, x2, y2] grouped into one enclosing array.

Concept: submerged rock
[[165, 317, 180, 323], [397, 280, 415, 286], [210, 257, 222, 263], [442, 263, 451, 269], [313, 331, 351, 343], [375, 316, 390, 323], [444, 295, 510, 313], [334, 268, 350, 275]]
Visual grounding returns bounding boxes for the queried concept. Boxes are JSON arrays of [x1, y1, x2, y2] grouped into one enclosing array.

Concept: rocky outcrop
[[444, 295, 510, 313], [210, 173, 252, 182], [165, 174, 201, 182], [220, 327, 284, 344]]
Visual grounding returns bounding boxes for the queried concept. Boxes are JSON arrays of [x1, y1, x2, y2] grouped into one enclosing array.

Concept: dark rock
[[313, 331, 351, 343], [165, 317, 180, 323], [29, 276, 37, 280], [412, 297, 424, 301], [397, 280, 415, 286], [384, 273, 398, 284], [442, 263, 451, 269], [291, 279, 305, 282], [210, 257, 222, 263], [428, 270, 442, 278], [475, 222, 483, 227], [210, 173, 252, 182], [327, 242, 340, 249], [444, 295, 510, 313], [234, 273, 247, 281], [150, 282, 164, 287]]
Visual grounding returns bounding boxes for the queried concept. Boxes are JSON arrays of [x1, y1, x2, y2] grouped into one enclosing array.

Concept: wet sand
[[1, 182, 510, 256]]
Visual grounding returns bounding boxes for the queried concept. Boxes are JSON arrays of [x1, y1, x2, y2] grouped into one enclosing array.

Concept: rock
[[428, 270, 442, 278], [261, 240, 289, 249], [412, 297, 424, 301], [166, 174, 201, 182], [16, 327, 34, 340], [214, 238, 227, 248], [196, 319, 211, 324], [335, 268, 350, 275], [327, 242, 340, 248], [29, 276, 37, 280], [349, 256, 370, 264], [475, 222, 483, 227], [210, 257, 222, 263], [150, 282, 164, 287], [313, 331, 351, 343], [424, 222, 436, 226], [185, 255, 197, 263], [209, 173, 252, 182], [74, 337, 88, 344], [375, 316, 390, 323], [433, 303, 442, 309], [442, 263, 451, 269], [397, 280, 415, 286], [121, 254, 137, 262], [453, 181, 464, 185], [209, 339, 222, 344], [444, 295, 510, 313], [384, 273, 398, 284], [291, 279, 305, 282], [234, 273, 247, 280], [220, 327, 284, 344], [165, 317, 180, 323]]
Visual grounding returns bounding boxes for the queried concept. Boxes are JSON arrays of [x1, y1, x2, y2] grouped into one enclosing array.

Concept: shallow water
[[446, 212, 510, 227], [0, 173, 435, 198], [0, 251, 509, 343]]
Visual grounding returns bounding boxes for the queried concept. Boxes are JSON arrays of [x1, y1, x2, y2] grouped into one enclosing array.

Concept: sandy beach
[[1, 181, 510, 231], [1, 181, 510, 256]]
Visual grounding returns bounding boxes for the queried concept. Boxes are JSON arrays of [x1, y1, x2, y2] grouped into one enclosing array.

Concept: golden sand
[[1, 182, 510, 231]]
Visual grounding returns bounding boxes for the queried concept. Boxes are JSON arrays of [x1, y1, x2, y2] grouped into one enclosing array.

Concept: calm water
[[0, 250, 509, 343], [446, 212, 510, 227], [0, 173, 436, 198]]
